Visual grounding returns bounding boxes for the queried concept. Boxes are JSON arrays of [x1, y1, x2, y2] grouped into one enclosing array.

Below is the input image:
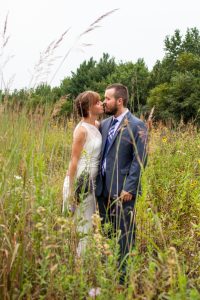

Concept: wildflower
[[56, 216, 68, 225], [103, 243, 110, 251], [130, 250, 137, 257], [176, 150, 186, 155], [198, 159, 200, 165], [91, 212, 102, 231], [162, 137, 167, 143], [103, 243, 112, 256], [94, 233, 102, 243], [123, 118, 129, 127], [14, 175, 22, 180], [81, 149, 88, 156], [104, 250, 112, 256], [167, 258, 176, 265], [36, 206, 46, 214], [35, 222, 44, 230], [190, 180, 198, 188], [68, 120, 73, 128], [68, 204, 77, 213], [118, 117, 130, 132], [50, 264, 58, 274], [89, 287, 101, 297]]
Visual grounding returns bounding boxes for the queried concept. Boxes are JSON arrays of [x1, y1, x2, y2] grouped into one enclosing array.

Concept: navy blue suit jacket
[[95, 111, 148, 198]]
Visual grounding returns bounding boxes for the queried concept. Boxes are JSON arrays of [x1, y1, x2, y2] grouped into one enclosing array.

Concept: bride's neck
[[82, 115, 97, 125]]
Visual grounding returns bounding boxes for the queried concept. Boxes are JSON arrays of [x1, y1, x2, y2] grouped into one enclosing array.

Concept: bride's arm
[[67, 126, 87, 194]]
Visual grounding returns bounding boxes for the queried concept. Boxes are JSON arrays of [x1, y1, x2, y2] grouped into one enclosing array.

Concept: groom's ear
[[117, 97, 123, 105]]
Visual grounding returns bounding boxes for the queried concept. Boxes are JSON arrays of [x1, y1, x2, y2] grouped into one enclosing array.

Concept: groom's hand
[[120, 190, 133, 202]]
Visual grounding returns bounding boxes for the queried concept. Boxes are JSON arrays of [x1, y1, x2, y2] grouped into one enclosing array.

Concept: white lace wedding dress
[[63, 121, 102, 256]]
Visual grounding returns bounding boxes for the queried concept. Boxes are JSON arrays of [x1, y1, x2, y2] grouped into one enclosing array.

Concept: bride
[[62, 91, 103, 255]]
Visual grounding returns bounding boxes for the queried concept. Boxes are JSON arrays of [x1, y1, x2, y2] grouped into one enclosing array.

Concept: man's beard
[[104, 103, 118, 116]]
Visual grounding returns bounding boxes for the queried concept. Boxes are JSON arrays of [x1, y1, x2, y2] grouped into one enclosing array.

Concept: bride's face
[[89, 99, 104, 116]]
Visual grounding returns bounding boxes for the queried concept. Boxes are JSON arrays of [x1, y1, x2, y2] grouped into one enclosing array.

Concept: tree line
[[1, 27, 200, 124]]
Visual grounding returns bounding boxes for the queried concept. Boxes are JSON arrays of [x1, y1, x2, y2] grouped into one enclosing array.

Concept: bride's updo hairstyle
[[75, 91, 101, 118]]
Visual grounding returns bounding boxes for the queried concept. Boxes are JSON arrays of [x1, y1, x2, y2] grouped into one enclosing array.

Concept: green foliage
[[0, 112, 200, 299], [176, 52, 200, 72], [148, 27, 200, 124], [5, 84, 61, 112], [58, 54, 149, 112], [165, 28, 200, 58], [2, 27, 200, 123], [108, 59, 149, 113], [60, 55, 150, 115], [148, 70, 200, 123], [60, 53, 117, 98], [149, 58, 174, 87], [148, 82, 172, 119]]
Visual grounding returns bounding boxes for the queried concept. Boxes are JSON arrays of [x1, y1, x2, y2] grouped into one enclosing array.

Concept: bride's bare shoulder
[[73, 124, 87, 140]]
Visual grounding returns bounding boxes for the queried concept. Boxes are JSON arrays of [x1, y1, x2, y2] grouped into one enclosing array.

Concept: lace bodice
[[74, 121, 102, 178]]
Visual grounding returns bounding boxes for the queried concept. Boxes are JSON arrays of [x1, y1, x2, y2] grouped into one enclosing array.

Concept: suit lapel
[[107, 111, 131, 154]]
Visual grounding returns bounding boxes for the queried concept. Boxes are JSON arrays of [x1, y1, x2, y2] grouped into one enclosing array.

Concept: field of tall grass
[[0, 108, 199, 299]]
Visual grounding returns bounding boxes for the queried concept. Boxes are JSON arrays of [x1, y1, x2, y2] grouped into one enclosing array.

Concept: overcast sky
[[1, 0, 200, 90]]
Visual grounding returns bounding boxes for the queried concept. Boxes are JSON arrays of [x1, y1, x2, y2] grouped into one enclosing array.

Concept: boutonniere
[[117, 117, 130, 132]]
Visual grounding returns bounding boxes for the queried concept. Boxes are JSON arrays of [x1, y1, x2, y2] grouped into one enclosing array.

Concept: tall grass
[[0, 109, 199, 299]]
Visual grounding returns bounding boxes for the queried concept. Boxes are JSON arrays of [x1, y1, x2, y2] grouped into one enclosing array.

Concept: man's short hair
[[106, 83, 129, 107]]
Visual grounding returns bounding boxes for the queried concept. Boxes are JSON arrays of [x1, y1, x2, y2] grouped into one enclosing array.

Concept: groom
[[95, 83, 148, 284]]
